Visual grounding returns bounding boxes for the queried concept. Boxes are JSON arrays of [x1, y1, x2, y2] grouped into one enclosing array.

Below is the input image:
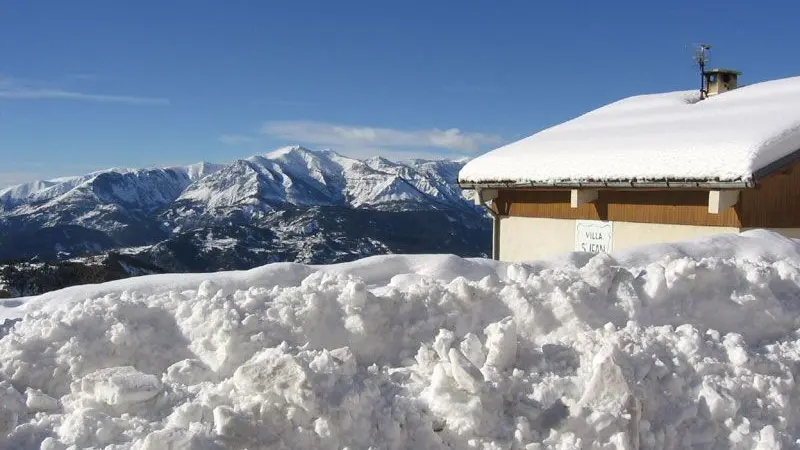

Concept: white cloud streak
[[261, 120, 502, 153], [0, 76, 168, 105], [0, 88, 169, 105]]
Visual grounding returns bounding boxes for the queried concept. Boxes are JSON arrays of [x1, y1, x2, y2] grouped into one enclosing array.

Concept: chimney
[[703, 68, 741, 97]]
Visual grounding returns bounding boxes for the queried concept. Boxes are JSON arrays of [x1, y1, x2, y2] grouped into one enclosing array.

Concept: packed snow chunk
[[139, 427, 222, 450], [754, 425, 783, 450], [56, 407, 120, 447], [459, 332, 486, 368], [197, 279, 221, 299], [579, 252, 617, 291], [310, 346, 358, 378], [25, 387, 60, 412], [338, 278, 368, 310], [433, 328, 457, 361], [484, 316, 517, 371], [0, 380, 26, 435], [77, 366, 163, 408], [448, 347, 484, 393], [232, 347, 311, 406], [420, 347, 505, 438], [698, 381, 739, 421], [723, 333, 750, 367], [164, 359, 217, 386], [577, 345, 631, 415], [641, 262, 668, 303]]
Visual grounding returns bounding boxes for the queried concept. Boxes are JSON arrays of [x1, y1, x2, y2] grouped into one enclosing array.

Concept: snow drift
[[3, 230, 800, 449]]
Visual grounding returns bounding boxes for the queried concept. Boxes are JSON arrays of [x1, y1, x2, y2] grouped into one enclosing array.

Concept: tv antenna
[[693, 43, 712, 98]]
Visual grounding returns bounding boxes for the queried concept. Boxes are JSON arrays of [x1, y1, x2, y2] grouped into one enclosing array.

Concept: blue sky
[[1, 1, 799, 187]]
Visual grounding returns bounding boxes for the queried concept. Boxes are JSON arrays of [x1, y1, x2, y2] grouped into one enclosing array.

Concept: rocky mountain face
[[0, 147, 490, 295]]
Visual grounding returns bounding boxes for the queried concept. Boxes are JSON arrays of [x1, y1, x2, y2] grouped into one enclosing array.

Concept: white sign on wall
[[575, 220, 613, 253]]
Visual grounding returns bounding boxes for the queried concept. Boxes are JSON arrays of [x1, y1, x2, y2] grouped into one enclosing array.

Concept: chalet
[[458, 71, 800, 261]]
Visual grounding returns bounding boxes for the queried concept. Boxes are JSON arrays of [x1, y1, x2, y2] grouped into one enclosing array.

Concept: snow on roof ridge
[[459, 75, 800, 185]]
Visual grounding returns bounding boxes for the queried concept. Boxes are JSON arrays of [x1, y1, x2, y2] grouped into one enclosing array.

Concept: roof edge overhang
[[459, 147, 800, 191], [752, 147, 800, 180], [458, 179, 753, 190]]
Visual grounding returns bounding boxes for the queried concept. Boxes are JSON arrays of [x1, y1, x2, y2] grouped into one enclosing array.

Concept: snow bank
[[3, 231, 800, 448], [459, 76, 800, 184]]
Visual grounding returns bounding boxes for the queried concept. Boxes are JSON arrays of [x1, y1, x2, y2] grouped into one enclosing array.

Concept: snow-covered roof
[[459, 75, 800, 186]]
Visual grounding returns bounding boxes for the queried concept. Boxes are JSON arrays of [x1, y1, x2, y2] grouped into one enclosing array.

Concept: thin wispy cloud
[[261, 120, 502, 154], [218, 134, 255, 145], [0, 76, 168, 105], [0, 88, 169, 105]]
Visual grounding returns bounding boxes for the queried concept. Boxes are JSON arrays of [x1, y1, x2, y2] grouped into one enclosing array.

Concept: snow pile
[[459, 75, 800, 184], [3, 230, 800, 448]]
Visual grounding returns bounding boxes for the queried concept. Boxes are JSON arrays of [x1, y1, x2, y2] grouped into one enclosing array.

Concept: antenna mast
[[694, 43, 711, 99]]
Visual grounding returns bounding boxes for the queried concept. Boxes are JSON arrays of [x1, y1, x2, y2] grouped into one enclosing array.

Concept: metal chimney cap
[[705, 68, 742, 75]]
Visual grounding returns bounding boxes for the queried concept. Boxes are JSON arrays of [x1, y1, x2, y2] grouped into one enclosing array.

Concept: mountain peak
[[1, 146, 475, 217], [0, 145, 488, 269], [264, 145, 315, 159], [317, 148, 349, 159], [365, 155, 398, 167], [179, 161, 224, 181]]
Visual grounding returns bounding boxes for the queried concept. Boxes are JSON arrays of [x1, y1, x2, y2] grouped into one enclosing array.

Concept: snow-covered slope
[[2, 169, 191, 220], [0, 172, 106, 212], [2, 230, 800, 449], [1, 146, 472, 220], [171, 161, 224, 182], [0, 161, 221, 217], [171, 147, 471, 212], [0, 147, 489, 272], [460, 75, 800, 184]]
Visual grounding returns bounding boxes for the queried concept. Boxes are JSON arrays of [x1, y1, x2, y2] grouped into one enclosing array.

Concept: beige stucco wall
[[498, 217, 576, 262], [612, 222, 740, 251], [497, 216, 742, 262]]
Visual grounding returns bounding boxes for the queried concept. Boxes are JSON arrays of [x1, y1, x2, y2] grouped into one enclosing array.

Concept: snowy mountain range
[[0, 146, 490, 290]]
